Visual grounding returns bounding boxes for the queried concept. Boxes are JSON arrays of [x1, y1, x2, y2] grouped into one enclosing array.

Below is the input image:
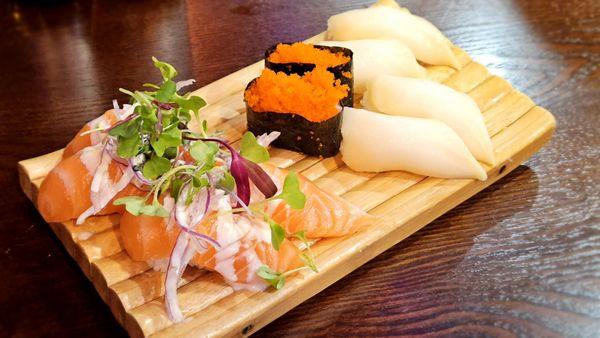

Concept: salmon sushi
[[63, 109, 118, 158], [262, 164, 372, 238], [38, 145, 142, 223]]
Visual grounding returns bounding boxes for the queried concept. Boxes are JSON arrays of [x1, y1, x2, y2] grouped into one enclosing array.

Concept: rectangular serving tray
[[17, 32, 555, 337]]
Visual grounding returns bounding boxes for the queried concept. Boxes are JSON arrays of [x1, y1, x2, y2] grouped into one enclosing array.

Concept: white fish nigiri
[[326, 1, 459, 68], [362, 75, 495, 164], [317, 40, 426, 93], [341, 107, 487, 180]]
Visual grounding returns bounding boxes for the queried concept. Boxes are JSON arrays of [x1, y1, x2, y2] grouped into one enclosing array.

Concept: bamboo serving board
[[17, 31, 555, 337]]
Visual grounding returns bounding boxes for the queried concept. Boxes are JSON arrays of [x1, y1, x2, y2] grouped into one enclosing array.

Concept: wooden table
[[1, 0, 598, 336]]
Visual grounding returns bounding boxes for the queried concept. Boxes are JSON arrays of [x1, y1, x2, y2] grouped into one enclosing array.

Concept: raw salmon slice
[[263, 165, 373, 238], [38, 145, 141, 223], [190, 211, 303, 290], [63, 109, 117, 158], [121, 203, 302, 289]]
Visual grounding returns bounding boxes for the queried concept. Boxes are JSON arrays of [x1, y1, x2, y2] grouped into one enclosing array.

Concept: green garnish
[[189, 141, 218, 169], [104, 58, 313, 283], [143, 155, 171, 180], [240, 132, 270, 163], [276, 172, 306, 209], [256, 262, 316, 290], [152, 56, 178, 81], [257, 266, 286, 290], [151, 124, 181, 157], [267, 217, 286, 251], [293, 230, 318, 273], [218, 172, 236, 192]]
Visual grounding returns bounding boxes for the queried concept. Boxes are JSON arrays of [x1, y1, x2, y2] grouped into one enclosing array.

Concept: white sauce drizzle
[[207, 193, 274, 291]]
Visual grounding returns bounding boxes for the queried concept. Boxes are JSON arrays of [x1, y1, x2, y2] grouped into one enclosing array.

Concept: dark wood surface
[[1, 0, 598, 336]]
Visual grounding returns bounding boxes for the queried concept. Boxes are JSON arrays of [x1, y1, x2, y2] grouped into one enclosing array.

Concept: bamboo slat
[[17, 30, 555, 337]]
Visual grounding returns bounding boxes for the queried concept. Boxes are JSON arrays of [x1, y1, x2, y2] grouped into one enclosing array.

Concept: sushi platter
[[18, 2, 555, 337]]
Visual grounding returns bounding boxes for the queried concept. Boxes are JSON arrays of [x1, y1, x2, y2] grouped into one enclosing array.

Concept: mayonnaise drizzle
[[208, 194, 275, 291]]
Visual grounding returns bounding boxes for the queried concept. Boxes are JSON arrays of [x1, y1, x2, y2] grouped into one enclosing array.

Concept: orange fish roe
[[244, 67, 349, 123], [268, 42, 350, 68]]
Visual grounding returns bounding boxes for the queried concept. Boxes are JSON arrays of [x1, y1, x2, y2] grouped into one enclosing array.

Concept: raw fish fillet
[[37, 145, 141, 223]]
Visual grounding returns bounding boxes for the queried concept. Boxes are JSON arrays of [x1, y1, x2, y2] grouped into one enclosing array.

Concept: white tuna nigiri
[[327, 1, 459, 68], [317, 40, 426, 93], [362, 75, 495, 164], [340, 107, 487, 180]]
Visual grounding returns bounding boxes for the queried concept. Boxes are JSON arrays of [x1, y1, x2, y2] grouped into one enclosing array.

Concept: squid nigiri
[[326, 0, 459, 68], [317, 40, 426, 93], [362, 75, 495, 164], [340, 107, 487, 180]]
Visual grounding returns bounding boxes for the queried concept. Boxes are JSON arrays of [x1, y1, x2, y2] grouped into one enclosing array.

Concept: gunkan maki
[[244, 66, 350, 158], [265, 42, 354, 107]]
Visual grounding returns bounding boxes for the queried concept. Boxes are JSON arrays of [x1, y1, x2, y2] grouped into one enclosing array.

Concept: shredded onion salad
[[79, 58, 313, 322]]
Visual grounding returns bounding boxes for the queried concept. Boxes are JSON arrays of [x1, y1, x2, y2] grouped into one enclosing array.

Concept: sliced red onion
[[182, 228, 220, 249], [228, 191, 253, 215], [174, 184, 220, 248], [165, 232, 196, 322], [241, 157, 277, 199], [77, 149, 134, 224], [176, 79, 196, 91], [106, 138, 129, 166], [175, 184, 208, 229], [204, 187, 212, 214], [106, 112, 139, 132], [112, 99, 121, 115], [76, 206, 96, 225], [256, 131, 281, 147]]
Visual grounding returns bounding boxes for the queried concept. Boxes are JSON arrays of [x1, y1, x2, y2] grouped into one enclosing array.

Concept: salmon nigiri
[[120, 196, 179, 262], [38, 145, 142, 223], [36, 57, 375, 323], [120, 192, 303, 281], [120, 164, 371, 265], [63, 109, 118, 158], [262, 165, 373, 238], [190, 211, 303, 291]]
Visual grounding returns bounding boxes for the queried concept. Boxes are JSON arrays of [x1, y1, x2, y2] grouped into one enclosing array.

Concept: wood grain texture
[[0, 0, 598, 337]]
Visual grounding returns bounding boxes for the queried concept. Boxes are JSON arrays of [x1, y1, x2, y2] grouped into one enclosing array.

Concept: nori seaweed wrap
[[265, 42, 354, 107], [246, 80, 342, 157], [244, 64, 349, 158]]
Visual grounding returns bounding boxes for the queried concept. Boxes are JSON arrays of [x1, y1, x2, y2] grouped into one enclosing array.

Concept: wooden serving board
[[17, 31, 555, 337]]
